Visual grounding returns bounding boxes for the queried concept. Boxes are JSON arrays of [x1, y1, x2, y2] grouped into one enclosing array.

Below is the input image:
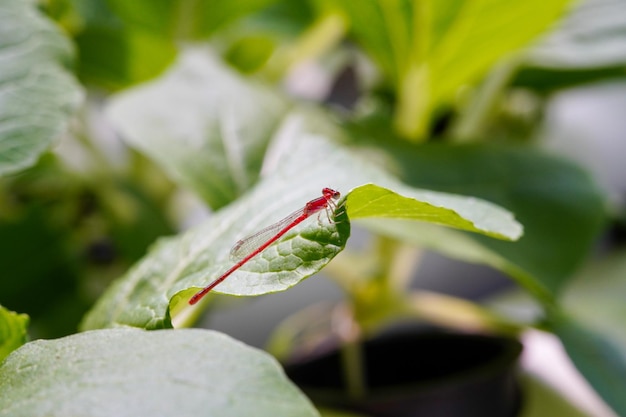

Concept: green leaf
[[0, 306, 29, 363], [0, 328, 319, 417], [0, 0, 83, 176], [334, 0, 569, 138], [550, 313, 626, 417], [424, 0, 570, 105], [347, 183, 521, 240], [82, 135, 521, 330], [369, 142, 605, 299], [106, 48, 290, 209]]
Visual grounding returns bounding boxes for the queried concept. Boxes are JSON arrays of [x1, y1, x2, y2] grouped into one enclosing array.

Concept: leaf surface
[[0, 328, 318, 417], [0, 1, 83, 176]]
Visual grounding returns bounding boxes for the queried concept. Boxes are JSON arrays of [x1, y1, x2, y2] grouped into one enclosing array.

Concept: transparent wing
[[229, 207, 306, 261]]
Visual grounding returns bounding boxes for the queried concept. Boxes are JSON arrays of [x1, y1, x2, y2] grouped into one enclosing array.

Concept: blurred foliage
[[1, 0, 625, 415]]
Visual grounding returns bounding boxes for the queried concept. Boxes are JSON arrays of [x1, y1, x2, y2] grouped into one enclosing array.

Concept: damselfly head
[[322, 188, 340, 200]]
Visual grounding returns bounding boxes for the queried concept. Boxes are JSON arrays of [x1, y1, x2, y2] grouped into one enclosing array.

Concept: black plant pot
[[285, 328, 523, 417]]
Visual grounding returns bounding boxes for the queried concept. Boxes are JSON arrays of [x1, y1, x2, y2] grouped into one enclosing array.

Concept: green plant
[[1, 0, 624, 416]]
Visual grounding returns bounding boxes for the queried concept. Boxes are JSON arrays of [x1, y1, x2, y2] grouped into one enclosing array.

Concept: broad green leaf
[[82, 135, 521, 330], [0, 328, 319, 417], [425, 0, 570, 105], [0, 306, 29, 363], [106, 48, 289, 209], [371, 142, 605, 299], [346, 184, 521, 240], [550, 313, 626, 417], [333, 0, 569, 138], [0, 0, 83, 176]]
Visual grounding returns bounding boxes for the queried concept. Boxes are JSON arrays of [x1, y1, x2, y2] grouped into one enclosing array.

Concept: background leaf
[[106, 49, 289, 209], [367, 142, 606, 299], [81, 134, 521, 330], [0, 306, 29, 363], [425, 0, 570, 105], [517, 0, 626, 91], [333, 0, 570, 137], [0, 328, 319, 417], [0, 0, 83, 176]]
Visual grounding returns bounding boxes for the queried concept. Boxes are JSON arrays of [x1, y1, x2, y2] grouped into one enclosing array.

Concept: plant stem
[[393, 0, 432, 141], [450, 55, 522, 141], [334, 305, 366, 400], [341, 334, 366, 400], [405, 291, 525, 335]]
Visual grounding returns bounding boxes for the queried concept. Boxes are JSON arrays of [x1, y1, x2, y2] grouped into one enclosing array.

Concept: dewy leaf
[[550, 313, 626, 417], [106, 48, 289, 209], [0, 328, 319, 417], [82, 133, 521, 330], [0, 1, 83, 177], [0, 306, 29, 363]]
